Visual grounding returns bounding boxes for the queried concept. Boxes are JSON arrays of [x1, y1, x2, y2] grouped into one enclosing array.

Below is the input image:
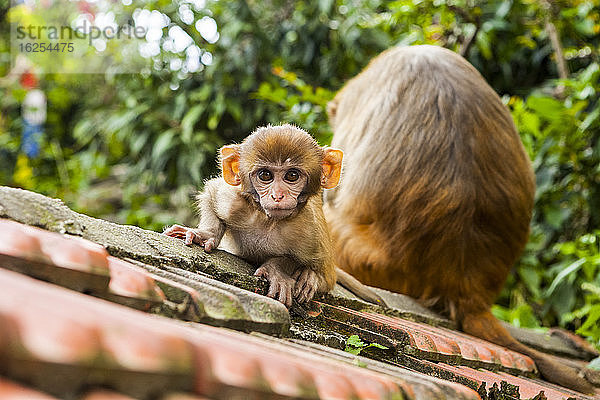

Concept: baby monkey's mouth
[[264, 206, 296, 220]]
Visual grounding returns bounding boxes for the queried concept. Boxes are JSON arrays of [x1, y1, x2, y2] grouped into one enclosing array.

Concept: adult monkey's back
[[324, 45, 593, 393]]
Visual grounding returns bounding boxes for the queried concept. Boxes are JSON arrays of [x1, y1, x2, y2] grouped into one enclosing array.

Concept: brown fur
[[325, 45, 594, 393]]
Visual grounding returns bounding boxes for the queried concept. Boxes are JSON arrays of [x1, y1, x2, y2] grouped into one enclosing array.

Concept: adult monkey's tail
[[462, 310, 594, 394], [335, 267, 387, 306]]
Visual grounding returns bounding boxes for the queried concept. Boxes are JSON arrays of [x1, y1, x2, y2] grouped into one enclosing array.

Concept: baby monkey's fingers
[[184, 230, 197, 246], [164, 225, 216, 250], [184, 229, 217, 249], [280, 283, 293, 308], [203, 237, 217, 252], [255, 265, 294, 308], [293, 268, 319, 303], [163, 224, 189, 237]]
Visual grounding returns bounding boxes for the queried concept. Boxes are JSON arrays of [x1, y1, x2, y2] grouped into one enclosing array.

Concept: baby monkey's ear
[[220, 145, 241, 186], [321, 148, 343, 189]]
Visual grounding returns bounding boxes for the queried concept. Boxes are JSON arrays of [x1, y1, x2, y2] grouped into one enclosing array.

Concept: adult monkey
[[324, 45, 593, 393]]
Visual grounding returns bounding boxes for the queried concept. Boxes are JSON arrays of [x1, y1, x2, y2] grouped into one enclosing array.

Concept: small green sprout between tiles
[[344, 334, 389, 356]]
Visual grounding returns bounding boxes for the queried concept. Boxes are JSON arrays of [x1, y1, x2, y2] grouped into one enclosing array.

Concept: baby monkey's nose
[[271, 193, 284, 202]]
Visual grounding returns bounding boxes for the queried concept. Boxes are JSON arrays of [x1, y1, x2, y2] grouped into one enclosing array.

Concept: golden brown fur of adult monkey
[[325, 45, 594, 393], [164, 124, 383, 307]]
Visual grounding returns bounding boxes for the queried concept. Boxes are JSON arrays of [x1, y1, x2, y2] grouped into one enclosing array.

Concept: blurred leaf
[[152, 129, 176, 161], [518, 267, 541, 298], [181, 104, 205, 143], [546, 258, 586, 296], [526, 97, 564, 122]]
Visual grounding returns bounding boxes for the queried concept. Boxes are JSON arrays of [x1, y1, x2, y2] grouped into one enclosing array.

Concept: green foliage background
[[1, 0, 600, 345]]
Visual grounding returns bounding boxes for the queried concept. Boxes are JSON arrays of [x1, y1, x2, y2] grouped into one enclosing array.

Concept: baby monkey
[[164, 124, 383, 307]]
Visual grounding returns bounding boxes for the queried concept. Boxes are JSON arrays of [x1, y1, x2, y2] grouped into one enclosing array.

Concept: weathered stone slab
[[126, 259, 290, 335]]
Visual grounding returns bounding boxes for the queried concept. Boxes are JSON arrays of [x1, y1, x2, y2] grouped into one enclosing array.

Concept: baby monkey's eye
[[285, 169, 300, 182], [257, 169, 274, 182]]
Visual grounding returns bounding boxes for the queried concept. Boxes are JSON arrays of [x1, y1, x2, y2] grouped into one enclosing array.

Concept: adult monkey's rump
[[324, 45, 593, 393]]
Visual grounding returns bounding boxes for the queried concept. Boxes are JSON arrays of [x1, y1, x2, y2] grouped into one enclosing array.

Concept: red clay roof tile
[[106, 256, 165, 309], [314, 301, 536, 374], [438, 363, 598, 400], [0, 220, 111, 293], [0, 377, 59, 400]]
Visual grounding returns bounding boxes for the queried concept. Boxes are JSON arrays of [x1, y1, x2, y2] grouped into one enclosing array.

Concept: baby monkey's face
[[250, 162, 308, 220]]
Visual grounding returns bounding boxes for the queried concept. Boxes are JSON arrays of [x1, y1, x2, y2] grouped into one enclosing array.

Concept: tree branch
[[545, 19, 568, 80], [543, 1, 568, 97]]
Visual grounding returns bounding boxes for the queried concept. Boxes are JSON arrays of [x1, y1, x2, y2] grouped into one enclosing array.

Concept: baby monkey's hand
[[163, 224, 218, 252], [292, 268, 320, 304], [254, 259, 296, 308]]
